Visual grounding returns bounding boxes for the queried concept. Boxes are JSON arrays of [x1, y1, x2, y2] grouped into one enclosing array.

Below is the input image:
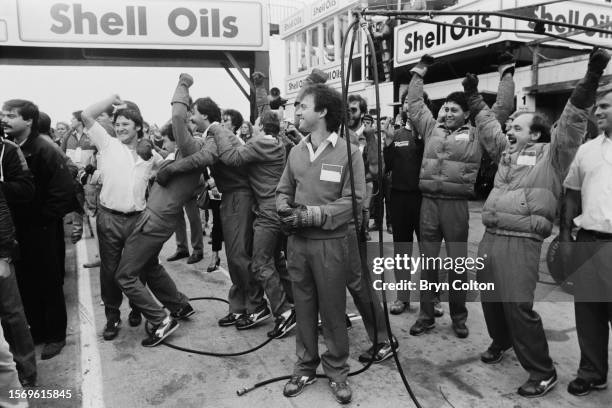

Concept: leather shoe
[[452, 321, 469, 338], [567, 377, 607, 396], [187, 252, 203, 264], [19, 374, 36, 388], [409, 319, 435, 336], [128, 310, 142, 327], [389, 300, 409, 315], [41, 340, 66, 360], [103, 319, 121, 340], [481, 343, 510, 364], [166, 251, 189, 262]]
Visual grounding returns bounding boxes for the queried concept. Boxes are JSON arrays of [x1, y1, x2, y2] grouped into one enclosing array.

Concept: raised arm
[[550, 48, 610, 178], [81, 95, 122, 149], [463, 73, 508, 164], [214, 128, 271, 167], [407, 55, 438, 141], [491, 52, 516, 125], [171, 74, 200, 158]]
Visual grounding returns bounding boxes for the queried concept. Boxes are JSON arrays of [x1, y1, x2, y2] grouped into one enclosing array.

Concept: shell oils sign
[[11, 0, 268, 50]]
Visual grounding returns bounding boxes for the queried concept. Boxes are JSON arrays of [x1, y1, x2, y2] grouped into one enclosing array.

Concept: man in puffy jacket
[[475, 48, 610, 398], [406, 55, 511, 338]]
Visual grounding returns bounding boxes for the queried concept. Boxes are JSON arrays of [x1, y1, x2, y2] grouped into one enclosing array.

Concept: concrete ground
[[31, 202, 611, 407]]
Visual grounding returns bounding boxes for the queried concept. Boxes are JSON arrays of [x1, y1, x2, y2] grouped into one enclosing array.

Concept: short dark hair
[[38, 112, 52, 134], [222, 108, 244, 132], [347, 94, 368, 114], [270, 87, 281, 97], [445, 91, 469, 113], [113, 108, 144, 139], [160, 121, 175, 142], [300, 84, 343, 132], [193, 97, 221, 124], [3, 99, 39, 132], [72, 110, 83, 124], [515, 111, 551, 143], [261, 111, 280, 135]]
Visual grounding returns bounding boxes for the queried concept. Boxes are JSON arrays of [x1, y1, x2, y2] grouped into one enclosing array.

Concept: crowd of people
[[0, 47, 610, 406]]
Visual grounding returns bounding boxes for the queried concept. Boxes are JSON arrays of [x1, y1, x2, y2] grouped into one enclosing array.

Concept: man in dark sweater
[[2, 99, 75, 360], [277, 84, 365, 404]]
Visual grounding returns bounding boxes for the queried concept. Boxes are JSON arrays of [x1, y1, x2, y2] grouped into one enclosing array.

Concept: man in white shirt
[[81, 98, 168, 341], [562, 84, 612, 397]]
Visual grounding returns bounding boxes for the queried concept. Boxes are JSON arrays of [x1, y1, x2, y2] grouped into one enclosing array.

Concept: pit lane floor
[[38, 202, 610, 407]]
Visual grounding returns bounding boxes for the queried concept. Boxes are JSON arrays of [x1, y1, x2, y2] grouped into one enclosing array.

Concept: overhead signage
[[394, 0, 503, 68], [280, 0, 356, 38], [514, 0, 612, 49], [285, 63, 342, 95], [12, 0, 268, 51]]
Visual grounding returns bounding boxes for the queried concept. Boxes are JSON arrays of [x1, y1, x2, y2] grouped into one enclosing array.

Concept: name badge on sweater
[[517, 152, 536, 166], [320, 163, 342, 183], [455, 132, 469, 141]]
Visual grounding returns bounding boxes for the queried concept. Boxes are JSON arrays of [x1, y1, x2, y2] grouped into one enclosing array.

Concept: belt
[[583, 229, 612, 240], [100, 205, 142, 217]]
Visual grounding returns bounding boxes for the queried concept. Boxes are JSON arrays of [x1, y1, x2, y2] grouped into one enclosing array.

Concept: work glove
[[462, 73, 479, 95], [155, 160, 176, 187], [280, 205, 324, 230], [136, 138, 153, 161], [571, 48, 610, 109], [497, 51, 516, 76], [410, 54, 434, 77]]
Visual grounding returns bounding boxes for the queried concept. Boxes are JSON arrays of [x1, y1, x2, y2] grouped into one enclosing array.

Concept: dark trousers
[[0, 263, 36, 381], [209, 199, 223, 252], [175, 198, 203, 255], [14, 217, 67, 343], [370, 175, 392, 228], [115, 210, 189, 326], [220, 191, 264, 314], [97, 208, 143, 321], [288, 235, 350, 383], [572, 229, 612, 382], [346, 225, 387, 345], [252, 206, 291, 316], [478, 231, 555, 381], [418, 197, 468, 323], [390, 190, 421, 303], [275, 234, 293, 304]]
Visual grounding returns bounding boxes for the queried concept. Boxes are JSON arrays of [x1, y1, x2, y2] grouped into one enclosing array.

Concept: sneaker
[[166, 251, 189, 262], [481, 343, 510, 364], [390, 300, 409, 315], [267, 310, 296, 339], [103, 319, 121, 340], [141, 317, 179, 347], [518, 372, 558, 398], [41, 340, 66, 360], [128, 309, 142, 327], [236, 304, 271, 330], [358, 336, 398, 364], [452, 321, 469, 338], [433, 301, 444, 317], [409, 319, 435, 336], [171, 303, 196, 320], [329, 380, 352, 404], [218, 312, 243, 327], [567, 377, 607, 396], [186, 252, 203, 264], [283, 375, 316, 398]]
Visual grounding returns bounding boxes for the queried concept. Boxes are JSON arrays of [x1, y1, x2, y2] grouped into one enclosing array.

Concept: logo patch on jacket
[[517, 151, 537, 166], [395, 141, 410, 147]]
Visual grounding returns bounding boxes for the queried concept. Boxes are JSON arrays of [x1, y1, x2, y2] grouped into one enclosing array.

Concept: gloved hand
[[280, 205, 324, 229], [136, 139, 153, 161], [588, 47, 611, 76], [71, 222, 83, 244], [497, 51, 516, 76], [155, 160, 176, 187], [178, 73, 194, 88], [410, 54, 434, 77], [84, 164, 96, 175], [462, 73, 479, 95]]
